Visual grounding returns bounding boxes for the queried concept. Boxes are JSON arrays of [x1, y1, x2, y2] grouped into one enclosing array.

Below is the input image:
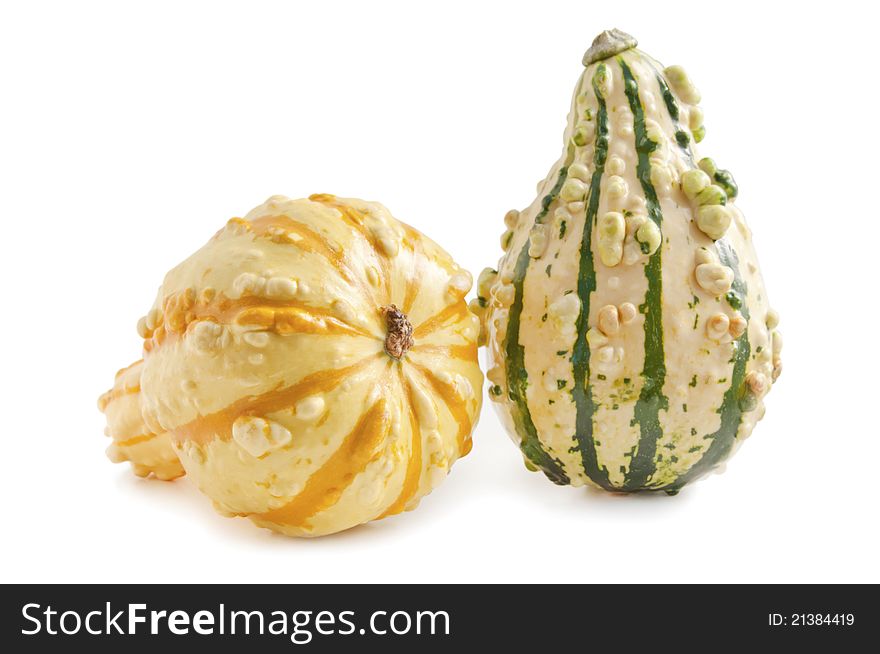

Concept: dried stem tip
[[382, 304, 414, 359], [583, 28, 637, 66]]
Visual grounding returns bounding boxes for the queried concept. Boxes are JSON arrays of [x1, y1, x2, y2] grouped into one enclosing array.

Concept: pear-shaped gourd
[[472, 30, 781, 493]]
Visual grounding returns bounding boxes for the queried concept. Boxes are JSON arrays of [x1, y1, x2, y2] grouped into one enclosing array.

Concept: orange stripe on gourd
[[411, 363, 474, 456], [412, 302, 471, 339], [235, 303, 367, 337], [249, 214, 341, 261], [379, 367, 423, 519], [143, 291, 373, 353], [248, 213, 381, 309], [115, 433, 157, 448], [218, 217, 252, 236], [410, 342, 478, 362], [309, 194, 394, 305], [309, 194, 375, 246], [170, 357, 376, 446], [252, 397, 392, 529]]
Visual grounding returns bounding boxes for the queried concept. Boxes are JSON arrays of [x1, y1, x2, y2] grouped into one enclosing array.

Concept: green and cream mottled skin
[[473, 30, 781, 493]]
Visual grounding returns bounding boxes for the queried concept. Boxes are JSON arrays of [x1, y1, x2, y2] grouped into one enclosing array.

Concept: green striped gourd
[[471, 30, 781, 493]]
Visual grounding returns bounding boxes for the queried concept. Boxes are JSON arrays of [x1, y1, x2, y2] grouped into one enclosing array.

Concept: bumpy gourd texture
[[98, 359, 185, 481], [472, 31, 781, 493], [99, 194, 483, 536]]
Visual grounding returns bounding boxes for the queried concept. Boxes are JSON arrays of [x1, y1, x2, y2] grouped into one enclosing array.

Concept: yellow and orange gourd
[[99, 194, 483, 537]]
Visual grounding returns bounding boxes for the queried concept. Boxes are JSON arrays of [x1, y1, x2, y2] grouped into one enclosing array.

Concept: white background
[[2, 0, 878, 584]]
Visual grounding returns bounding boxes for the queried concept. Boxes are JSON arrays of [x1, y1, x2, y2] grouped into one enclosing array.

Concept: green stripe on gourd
[[661, 240, 751, 492], [656, 72, 679, 121], [570, 64, 615, 490], [504, 163, 573, 485], [651, 65, 696, 162], [618, 57, 669, 491]]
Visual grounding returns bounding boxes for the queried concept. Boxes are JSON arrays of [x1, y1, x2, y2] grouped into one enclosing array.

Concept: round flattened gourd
[[473, 30, 781, 493], [100, 194, 483, 536]]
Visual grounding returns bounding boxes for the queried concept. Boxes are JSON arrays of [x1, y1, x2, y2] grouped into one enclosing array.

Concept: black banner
[[1, 584, 874, 651]]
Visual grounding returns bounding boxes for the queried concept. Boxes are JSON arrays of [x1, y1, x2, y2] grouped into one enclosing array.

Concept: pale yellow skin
[[476, 41, 781, 489], [100, 195, 482, 536], [98, 360, 184, 481]]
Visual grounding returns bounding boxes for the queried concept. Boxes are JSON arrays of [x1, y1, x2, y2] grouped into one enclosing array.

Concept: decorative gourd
[[99, 194, 482, 536], [472, 30, 781, 493]]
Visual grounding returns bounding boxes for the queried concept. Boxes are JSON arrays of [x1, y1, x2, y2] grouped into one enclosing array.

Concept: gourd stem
[[382, 305, 414, 359], [582, 28, 637, 66]]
